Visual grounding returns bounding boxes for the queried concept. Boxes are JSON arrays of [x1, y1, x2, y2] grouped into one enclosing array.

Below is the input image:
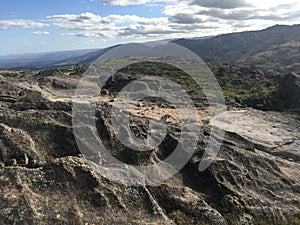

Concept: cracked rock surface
[[0, 71, 299, 225]]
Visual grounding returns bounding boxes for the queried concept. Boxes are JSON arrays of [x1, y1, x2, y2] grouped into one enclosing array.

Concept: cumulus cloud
[[32, 31, 50, 35], [164, 0, 300, 30], [43, 0, 300, 41], [189, 0, 252, 9], [48, 12, 176, 38], [180, 6, 300, 22], [0, 19, 48, 30]]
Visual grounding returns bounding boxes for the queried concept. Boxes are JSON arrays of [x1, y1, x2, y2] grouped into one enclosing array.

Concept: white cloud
[[47, 12, 176, 38], [189, 0, 253, 9], [44, 0, 300, 41], [0, 19, 48, 30], [49, 12, 220, 39], [102, 0, 173, 6], [32, 31, 50, 35], [163, 0, 300, 33]]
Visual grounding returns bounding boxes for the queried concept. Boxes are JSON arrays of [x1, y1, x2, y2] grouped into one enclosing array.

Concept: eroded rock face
[[208, 109, 300, 220], [0, 71, 299, 225]]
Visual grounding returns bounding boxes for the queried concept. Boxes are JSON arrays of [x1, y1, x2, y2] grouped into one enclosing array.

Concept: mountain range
[[174, 24, 300, 71], [1, 24, 300, 71]]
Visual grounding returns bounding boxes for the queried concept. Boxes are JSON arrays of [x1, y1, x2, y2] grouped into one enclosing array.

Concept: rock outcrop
[[0, 70, 299, 225]]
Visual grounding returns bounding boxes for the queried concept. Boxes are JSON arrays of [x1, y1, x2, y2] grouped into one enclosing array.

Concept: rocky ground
[[0, 68, 299, 225]]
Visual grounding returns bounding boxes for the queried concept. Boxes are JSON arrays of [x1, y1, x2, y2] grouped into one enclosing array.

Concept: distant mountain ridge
[[0, 49, 100, 70], [1, 24, 300, 70], [173, 24, 300, 71]]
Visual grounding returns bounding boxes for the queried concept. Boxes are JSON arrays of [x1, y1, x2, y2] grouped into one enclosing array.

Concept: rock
[[37, 69, 64, 77], [101, 88, 110, 95], [24, 154, 29, 166], [239, 213, 254, 225], [0, 71, 299, 224], [136, 101, 143, 107], [7, 158, 17, 166], [221, 195, 243, 213]]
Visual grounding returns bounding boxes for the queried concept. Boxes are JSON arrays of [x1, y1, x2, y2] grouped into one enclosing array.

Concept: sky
[[1, 0, 300, 55]]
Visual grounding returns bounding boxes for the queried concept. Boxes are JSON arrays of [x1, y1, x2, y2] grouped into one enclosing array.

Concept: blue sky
[[1, 0, 300, 55]]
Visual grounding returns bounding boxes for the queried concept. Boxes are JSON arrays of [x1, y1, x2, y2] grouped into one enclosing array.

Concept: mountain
[[0, 49, 99, 70], [173, 24, 300, 71], [1, 24, 300, 71]]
